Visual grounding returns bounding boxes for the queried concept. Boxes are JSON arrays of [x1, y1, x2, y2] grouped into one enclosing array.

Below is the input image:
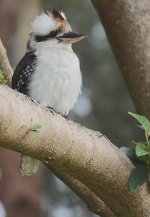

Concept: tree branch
[[0, 39, 115, 217], [91, 0, 150, 118], [50, 168, 116, 217], [0, 86, 149, 217]]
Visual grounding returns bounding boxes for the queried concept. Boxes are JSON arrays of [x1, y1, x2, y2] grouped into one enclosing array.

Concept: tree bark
[[50, 168, 116, 217], [92, 0, 150, 118], [0, 86, 149, 217], [0, 1, 43, 216]]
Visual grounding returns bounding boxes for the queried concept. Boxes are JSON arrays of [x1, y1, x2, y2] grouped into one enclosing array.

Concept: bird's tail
[[21, 154, 39, 176]]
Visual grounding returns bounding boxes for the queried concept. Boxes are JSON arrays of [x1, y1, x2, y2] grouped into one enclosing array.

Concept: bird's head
[[28, 9, 87, 50]]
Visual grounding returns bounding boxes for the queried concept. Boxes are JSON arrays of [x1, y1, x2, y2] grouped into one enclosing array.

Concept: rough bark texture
[[0, 2, 43, 216], [0, 86, 149, 217], [92, 0, 150, 118], [0, 21, 44, 216]]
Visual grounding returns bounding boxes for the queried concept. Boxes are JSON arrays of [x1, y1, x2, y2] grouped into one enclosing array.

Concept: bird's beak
[[56, 32, 87, 44]]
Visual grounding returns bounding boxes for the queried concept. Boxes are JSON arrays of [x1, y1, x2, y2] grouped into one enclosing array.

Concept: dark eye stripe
[[49, 31, 58, 38], [35, 30, 59, 42]]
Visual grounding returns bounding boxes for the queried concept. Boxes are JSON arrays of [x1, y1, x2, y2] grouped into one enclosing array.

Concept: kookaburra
[[11, 9, 87, 176]]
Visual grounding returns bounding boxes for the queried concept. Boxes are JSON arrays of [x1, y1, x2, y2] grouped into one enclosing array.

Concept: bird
[[11, 9, 87, 176]]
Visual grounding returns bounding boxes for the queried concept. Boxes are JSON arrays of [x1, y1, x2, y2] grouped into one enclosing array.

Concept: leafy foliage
[[135, 143, 149, 157], [128, 165, 149, 191], [128, 112, 150, 132], [122, 112, 150, 191], [0, 69, 7, 84]]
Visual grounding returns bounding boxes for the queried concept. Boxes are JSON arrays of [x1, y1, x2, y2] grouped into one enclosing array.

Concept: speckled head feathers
[[31, 9, 71, 36]]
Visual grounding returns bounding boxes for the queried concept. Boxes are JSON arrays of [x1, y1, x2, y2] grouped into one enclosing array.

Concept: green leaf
[[128, 112, 150, 132], [128, 165, 149, 191], [137, 155, 148, 164], [31, 123, 42, 132], [135, 143, 149, 156], [0, 69, 7, 84]]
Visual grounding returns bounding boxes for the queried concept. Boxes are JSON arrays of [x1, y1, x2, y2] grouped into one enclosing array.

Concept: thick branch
[[0, 39, 13, 85], [0, 86, 149, 217], [92, 0, 150, 118], [50, 168, 116, 217], [0, 38, 113, 217]]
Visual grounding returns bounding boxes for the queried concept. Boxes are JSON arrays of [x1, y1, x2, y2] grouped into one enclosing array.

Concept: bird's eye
[[35, 30, 59, 42], [49, 31, 58, 38]]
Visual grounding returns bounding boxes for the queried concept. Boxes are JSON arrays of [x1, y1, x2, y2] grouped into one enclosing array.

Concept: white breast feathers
[[28, 47, 82, 115]]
